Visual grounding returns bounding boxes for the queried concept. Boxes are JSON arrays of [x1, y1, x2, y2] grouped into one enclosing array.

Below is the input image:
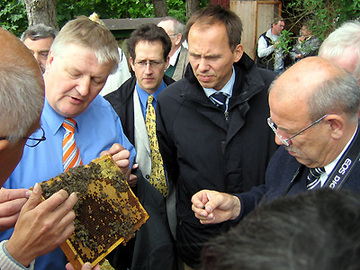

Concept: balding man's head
[[270, 57, 359, 122], [0, 28, 45, 184], [268, 57, 359, 168], [0, 28, 44, 138]]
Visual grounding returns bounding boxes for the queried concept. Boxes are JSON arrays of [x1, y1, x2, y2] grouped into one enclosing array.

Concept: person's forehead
[[23, 37, 54, 50], [158, 20, 174, 33], [134, 40, 164, 59], [188, 23, 230, 54]]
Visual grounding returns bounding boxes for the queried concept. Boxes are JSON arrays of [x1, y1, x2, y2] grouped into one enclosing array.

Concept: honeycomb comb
[[39, 155, 148, 270]]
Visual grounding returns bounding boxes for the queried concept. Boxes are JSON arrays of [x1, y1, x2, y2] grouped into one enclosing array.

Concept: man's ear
[[233, 44, 244, 63], [175, 33, 182, 46], [327, 115, 345, 140], [0, 140, 10, 153], [129, 57, 135, 72], [165, 56, 170, 69], [45, 50, 55, 71]]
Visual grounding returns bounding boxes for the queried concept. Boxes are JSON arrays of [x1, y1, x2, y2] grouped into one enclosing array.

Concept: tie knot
[[63, 118, 76, 133], [211, 92, 227, 103], [309, 167, 325, 178], [147, 95, 154, 105], [210, 92, 228, 110]]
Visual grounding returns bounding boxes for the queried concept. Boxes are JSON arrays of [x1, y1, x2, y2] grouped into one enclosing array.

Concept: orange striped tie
[[62, 118, 83, 171]]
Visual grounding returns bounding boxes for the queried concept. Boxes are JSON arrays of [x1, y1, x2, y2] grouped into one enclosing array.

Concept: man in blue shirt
[[1, 16, 135, 270]]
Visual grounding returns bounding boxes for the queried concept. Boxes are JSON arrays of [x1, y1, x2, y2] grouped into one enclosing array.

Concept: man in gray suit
[[158, 16, 189, 81], [105, 23, 175, 270]]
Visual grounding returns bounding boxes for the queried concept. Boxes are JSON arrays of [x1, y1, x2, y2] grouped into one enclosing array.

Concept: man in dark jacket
[[105, 23, 176, 270], [156, 5, 278, 269], [191, 57, 360, 229]]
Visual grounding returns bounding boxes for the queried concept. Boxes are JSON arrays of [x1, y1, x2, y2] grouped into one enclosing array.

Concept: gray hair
[[308, 71, 360, 122], [159, 16, 185, 35], [20, 23, 57, 42], [319, 21, 360, 80], [50, 16, 119, 72], [0, 62, 44, 138], [201, 189, 360, 270]]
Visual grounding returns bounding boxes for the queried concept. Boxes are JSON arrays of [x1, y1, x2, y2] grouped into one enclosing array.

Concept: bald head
[[0, 28, 42, 76], [271, 57, 346, 102], [0, 27, 44, 137], [270, 57, 359, 123], [268, 57, 359, 168], [0, 28, 45, 184]]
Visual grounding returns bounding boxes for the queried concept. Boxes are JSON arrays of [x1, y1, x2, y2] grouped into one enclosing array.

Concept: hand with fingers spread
[[100, 143, 131, 179], [191, 190, 241, 224], [0, 187, 31, 231], [5, 183, 77, 267]]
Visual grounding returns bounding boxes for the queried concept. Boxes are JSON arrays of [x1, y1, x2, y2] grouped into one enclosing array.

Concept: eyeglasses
[[267, 114, 329, 147], [134, 60, 164, 68], [0, 127, 46, 147]]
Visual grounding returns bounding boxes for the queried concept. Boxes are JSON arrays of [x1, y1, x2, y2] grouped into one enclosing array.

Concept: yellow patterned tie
[[145, 95, 168, 197]]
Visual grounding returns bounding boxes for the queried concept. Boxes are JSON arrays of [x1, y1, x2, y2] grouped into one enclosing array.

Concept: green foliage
[[56, 0, 156, 28], [167, 0, 186, 24], [0, 0, 209, 37], [277, 29, 293, 55], [285, 0, 360, 41], [0, 0, 27, 37]]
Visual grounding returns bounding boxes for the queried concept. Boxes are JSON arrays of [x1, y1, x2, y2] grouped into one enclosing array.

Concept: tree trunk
[[24, 0, 58, 30], [186, 0, 200, 19], [153, 0, 168, 17]]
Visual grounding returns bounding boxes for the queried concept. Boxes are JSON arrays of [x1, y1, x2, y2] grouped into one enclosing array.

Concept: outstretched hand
[[191, 190, 241, 224]]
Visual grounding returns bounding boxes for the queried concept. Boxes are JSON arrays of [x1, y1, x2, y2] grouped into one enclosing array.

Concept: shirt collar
[[203, 66, 235, 98], [320, 126, 358, 186], [136, 80, 167, 108], [169, 46, 182, 66], [43, 96, 98, 135], [43, 98, 67, 135]]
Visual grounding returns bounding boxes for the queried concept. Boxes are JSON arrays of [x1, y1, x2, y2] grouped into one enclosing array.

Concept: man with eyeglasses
[[1, 17, 136, 270], [21, 23, 57, 73], [105, 23, 175, 270], [0, 28, 99, 270], [157, 16, 189, 81], [191, 57, 360, 226], [257, 16, 286, 73]]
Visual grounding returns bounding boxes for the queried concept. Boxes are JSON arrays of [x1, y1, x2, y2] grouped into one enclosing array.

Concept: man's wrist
[[230, 195, 241, 220]]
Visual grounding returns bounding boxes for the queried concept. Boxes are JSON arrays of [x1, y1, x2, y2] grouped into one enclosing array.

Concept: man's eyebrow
[[189, 52, 221, 58]]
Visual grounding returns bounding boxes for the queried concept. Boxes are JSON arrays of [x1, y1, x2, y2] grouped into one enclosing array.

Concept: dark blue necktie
[[210, 92, 228, 111], [307, 167, 325, 190]]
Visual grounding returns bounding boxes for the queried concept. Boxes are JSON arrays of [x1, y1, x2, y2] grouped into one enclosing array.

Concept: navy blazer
[[238, 145, 360, 219]]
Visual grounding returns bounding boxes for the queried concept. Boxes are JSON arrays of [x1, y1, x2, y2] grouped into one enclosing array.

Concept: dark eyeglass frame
[[0, 127, 46, 147], [134, 60, 165, 68], [267, 114, 329, 147]]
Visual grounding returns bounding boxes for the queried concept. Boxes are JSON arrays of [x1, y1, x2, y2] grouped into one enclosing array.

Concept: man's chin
[[56, 106, 85, 118]]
